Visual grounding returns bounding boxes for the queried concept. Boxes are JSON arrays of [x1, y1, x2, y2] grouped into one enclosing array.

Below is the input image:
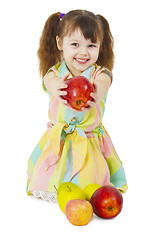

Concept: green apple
[[83, 183, 101, 201], [57, 182, 86, 213], [57, 182, 80, 197]]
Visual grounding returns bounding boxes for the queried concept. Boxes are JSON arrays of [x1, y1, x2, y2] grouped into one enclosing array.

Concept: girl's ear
[[56, 36, 63, 50]]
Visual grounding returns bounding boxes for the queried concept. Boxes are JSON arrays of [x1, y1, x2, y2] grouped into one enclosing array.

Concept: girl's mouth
[[75, 58, 89, 64]]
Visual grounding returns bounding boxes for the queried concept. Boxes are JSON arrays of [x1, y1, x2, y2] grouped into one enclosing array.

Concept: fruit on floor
[[57, 182, 86, 213], [90, 185, 123, 219], [65, 199, 93, 226], [83, 183, 101, 201]]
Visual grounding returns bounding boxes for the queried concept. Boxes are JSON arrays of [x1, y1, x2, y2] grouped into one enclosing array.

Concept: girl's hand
[[81, 92, 98, 112], [80, 83, 98, 112], [80, 72, 111, 112], [54, 73, 70, 106]]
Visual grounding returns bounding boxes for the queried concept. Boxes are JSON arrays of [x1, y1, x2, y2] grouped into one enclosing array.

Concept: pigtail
[[96, 15, 114, 71], [37, 13, 62, 78]]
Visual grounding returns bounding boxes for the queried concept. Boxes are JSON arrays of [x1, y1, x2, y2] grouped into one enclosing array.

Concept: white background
[[1, 0, 167, 239]]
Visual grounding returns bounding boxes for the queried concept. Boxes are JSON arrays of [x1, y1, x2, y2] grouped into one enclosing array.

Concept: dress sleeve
[[103, 67, 113, 83], [42, 66, 58, 93], [92, 66, 113, 85]]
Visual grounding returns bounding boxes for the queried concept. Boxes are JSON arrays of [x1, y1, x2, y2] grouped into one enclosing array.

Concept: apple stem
[[54, 185, 58, 192], [67, 186, 71, 192], [108, 206, 113, 211], [77, 100, 82, 105]]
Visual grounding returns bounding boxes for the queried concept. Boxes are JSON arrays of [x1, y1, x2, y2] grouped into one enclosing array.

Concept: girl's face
[[56, 28, 100, 76]]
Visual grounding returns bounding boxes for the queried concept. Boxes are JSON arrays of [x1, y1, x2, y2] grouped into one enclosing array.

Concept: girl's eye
[[88, 44, 96, 48], [71, 43, 78, 47]]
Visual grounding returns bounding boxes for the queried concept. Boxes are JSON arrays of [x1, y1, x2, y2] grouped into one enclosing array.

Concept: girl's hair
[[37, 10, 114, 78]]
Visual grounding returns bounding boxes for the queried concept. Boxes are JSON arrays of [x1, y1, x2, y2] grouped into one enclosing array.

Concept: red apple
[[61, 76, 94, 110], [90, 185, 123, 219]]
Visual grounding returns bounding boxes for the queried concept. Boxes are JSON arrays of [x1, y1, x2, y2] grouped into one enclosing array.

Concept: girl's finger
[[60, 84, 68, 89], [61, 72, 70, 82], [59, 90, 67, 96], [87, 101, 95, 107], [90, 92, 98, 101], [59, 98, 68, 105], [81, 107, 90, 112]]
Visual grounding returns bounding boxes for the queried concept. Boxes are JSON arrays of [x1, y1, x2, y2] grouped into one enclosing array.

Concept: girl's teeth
[[76, 58, 87, 62]]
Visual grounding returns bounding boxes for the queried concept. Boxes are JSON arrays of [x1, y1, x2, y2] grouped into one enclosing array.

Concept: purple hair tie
[[60, 13, 65, 19]]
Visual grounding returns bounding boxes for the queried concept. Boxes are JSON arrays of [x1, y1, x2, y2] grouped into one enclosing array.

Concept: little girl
[[27, 10, 128, 202]]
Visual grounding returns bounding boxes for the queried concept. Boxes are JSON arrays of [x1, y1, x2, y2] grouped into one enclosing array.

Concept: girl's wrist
[[44, 72, 60, 94]]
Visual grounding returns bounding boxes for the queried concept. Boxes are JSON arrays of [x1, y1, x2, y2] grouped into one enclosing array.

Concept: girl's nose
[[79, 46, 88, 56]]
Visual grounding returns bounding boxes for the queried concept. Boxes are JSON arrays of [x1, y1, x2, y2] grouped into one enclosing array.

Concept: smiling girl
[[27, 10, 128, 202]]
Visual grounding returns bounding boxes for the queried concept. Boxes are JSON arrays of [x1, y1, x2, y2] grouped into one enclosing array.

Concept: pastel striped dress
[[27, 60, 128, 201]]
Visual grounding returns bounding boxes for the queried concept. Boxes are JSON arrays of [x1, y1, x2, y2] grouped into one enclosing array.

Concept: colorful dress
[[27, 60, 128, 202]]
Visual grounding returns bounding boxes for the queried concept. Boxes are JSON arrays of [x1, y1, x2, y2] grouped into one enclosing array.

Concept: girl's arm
[[82, 72, 112, 111], [44, 72, 69, 106], [44, 71, 112, 111]]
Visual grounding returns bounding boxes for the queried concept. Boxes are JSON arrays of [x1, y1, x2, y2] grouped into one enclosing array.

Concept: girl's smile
[[56, 28, 100, 76], [75, 58, 89, 64]]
